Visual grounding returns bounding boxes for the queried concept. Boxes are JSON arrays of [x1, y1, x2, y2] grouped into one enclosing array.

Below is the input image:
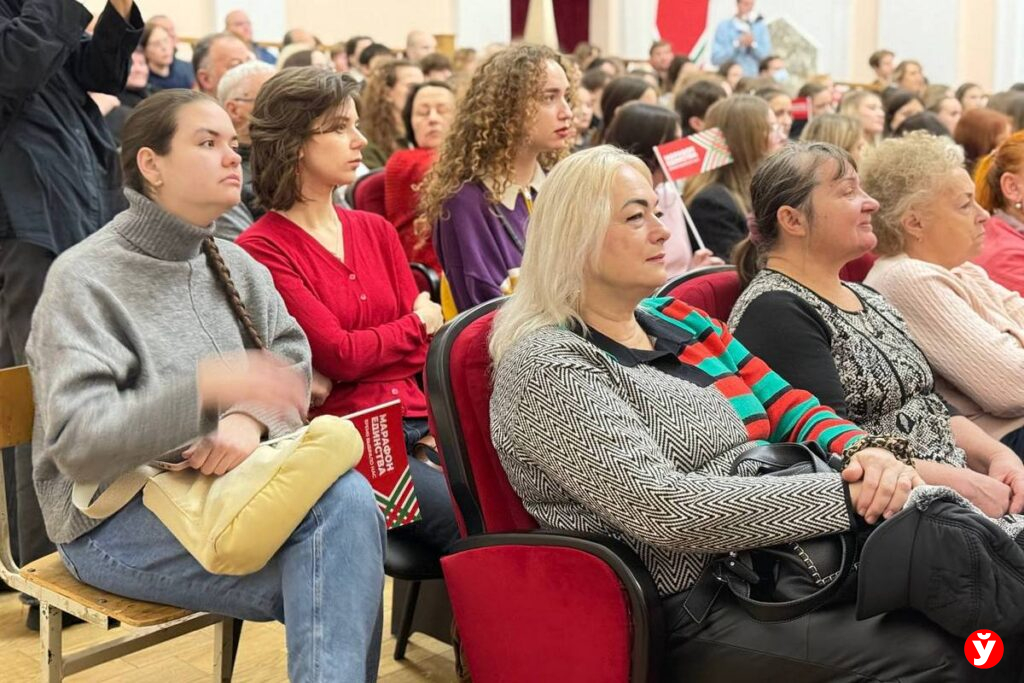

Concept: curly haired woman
[[418, 44, 575, 312], [360, 59, 424, 169]]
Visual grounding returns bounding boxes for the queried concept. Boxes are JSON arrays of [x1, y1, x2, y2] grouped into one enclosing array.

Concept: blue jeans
[[58, 471, 385, 683]]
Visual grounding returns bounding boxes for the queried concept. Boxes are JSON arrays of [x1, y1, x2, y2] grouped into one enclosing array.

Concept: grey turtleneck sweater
[[27, 189, 311, 544]]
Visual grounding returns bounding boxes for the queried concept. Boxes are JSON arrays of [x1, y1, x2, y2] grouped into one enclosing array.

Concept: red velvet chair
[[839, 252, 877, 283], [347, 168, 387, 216], [425, 299, 665, 683], [655, 265, 741, 320]]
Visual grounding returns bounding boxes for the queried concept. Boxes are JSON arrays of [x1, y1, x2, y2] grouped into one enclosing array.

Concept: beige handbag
[[73, 414, 363, 575]]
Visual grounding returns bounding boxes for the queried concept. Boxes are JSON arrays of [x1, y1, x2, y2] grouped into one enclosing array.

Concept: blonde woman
[[419, 44, 575, 312], [800, 113, 867, 163], [840, 89, 885, 146], [682, 95, 780, 261], [488, 145, 973, 681]]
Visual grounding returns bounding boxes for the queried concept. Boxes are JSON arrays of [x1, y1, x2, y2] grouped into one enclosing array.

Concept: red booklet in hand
[[344, 400, 422, 529]]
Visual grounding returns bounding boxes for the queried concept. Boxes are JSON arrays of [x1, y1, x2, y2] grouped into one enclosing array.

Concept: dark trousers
[[1002, 426, 1024, 460], [0, 239, 56, 568], [664, 589, 1021, 682]]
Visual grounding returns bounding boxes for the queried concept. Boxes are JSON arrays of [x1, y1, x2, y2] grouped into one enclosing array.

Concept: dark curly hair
[[249, 67, 360, 211]]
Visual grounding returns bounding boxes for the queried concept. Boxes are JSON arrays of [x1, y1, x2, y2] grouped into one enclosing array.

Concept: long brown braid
[[201, 237, 267, 350]]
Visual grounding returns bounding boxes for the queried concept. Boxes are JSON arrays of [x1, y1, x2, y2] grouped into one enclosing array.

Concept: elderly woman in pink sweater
[[860, 132, 1024, 455]]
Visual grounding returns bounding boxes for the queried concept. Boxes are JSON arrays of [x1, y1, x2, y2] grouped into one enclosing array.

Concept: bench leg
[[39, 603, 63, 682], [214, 617, 241, 682]]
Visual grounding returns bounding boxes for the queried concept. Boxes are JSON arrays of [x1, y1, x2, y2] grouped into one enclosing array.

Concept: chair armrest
[[442, 530, 664, 683], [409, 262, 441, 303]]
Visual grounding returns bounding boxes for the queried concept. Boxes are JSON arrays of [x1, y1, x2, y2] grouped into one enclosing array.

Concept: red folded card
[[654, 127, 733, 182]]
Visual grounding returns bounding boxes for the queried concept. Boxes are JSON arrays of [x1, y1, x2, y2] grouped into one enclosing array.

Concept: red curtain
[[510, 0, 591, 53]]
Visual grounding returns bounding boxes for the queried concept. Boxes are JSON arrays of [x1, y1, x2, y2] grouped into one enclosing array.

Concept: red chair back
[[425, 298, 537, 537], [839, 252, 877, 282], [655, 265, 741, 320], [350, 169, 387, 216]]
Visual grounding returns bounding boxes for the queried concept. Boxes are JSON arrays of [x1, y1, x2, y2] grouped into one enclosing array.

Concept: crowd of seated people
[[7, 0, 1024, 679]]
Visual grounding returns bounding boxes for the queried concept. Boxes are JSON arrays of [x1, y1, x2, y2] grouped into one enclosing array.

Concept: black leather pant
[[663, 590, 1023, 682]]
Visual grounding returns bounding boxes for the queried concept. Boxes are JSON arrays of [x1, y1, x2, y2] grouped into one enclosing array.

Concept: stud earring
[[1015, 201, 1022, 210]]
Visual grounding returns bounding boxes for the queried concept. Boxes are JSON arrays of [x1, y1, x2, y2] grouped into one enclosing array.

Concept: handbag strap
[[71, 465, 161, 519]]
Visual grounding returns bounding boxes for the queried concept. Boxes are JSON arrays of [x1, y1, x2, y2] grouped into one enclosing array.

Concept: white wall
[[454, 0, 512, 50], [214, 0, 286, 43], [877, 0, 959, 85]]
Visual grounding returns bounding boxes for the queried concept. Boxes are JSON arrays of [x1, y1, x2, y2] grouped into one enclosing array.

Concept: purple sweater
[[433, 181, 529, 310]]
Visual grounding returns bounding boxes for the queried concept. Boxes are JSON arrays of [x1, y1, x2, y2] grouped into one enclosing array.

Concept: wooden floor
[[0, 579, 458, 682]]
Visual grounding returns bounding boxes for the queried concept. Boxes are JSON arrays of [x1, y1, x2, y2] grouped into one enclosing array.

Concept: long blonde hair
[[418, 44, 575, 230], [489, 146, 650, 363], [682, 95, 769, 214]]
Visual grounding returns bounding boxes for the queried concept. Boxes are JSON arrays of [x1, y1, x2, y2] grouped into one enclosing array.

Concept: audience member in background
[[800, 113, 867, 163], [405, 30, 437, 63], [329, 42, 349, 73], [281, 28, 318, 48], [218, 61, 275, 226], [224, 9, 274, 64], [146, 14, 194, 89], [798, 81, 835, 117], [957, 82, 987, 111], [923, 83, 953, 106], [925, 93, 962, 134], [868, 49, 895, 91], [452, 47, 478, 78], [840, 90, 885, 146], [665, 55, 697, 96], [757, 86, 793, 139], [141, 21, 194, 90], [895, 111, 950, 138], [988, 90, 1024, 132], [859, 133, 1024, 455], [361, 59, 424, 169], [683, 95, 777, 260], [588, 57, 622, 79], [893, 59, 926, 96], [711, 0, 772, 77], [598, 76, 657, 142], [758, 55, 786, 84], [384, 81, 456, 270], [973, 131, 1024, 296], [240, 68, 458, 557], [105, 47, 152, 144], [581, 68, 611, 129], [0, 1, 142, 623], [648, 40, 674, 91], [359, 43, 395, 75], [420, 44, 574, 312], [193, 32, 252, 97], [344, 35, 373, 82], [883, 89, 924, 136], [28, 88, 385, 680], [572, 83, 596, 150], [718, 59, 744, 93], [278, 48, 331, 71], [728, 140, 1024, 516], [629, 68, 661, 93], [420, 53, 452, 81], [488, 146, 975, 682], [675, 79, 727, 136], [955, 107, 1012, 175], [603, 103, 722, 277], [572, 41, 601, 70]]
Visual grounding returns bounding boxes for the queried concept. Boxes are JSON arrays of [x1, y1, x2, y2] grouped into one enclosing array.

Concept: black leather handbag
[[685, 443, 860, 623]]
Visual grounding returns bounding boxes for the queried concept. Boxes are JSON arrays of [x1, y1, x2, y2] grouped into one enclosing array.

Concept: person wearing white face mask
[[711, 0, 773, 77], [758, 55, 788, 85]]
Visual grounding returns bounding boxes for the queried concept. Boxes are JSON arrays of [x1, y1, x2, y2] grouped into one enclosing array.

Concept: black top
[[0, 0, 143, 254], [686, 183, 748, 261], [728, 269, 966, 466]]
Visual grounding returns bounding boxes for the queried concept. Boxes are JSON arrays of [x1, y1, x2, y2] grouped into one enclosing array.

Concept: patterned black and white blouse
[[729, 269, 966, 467]]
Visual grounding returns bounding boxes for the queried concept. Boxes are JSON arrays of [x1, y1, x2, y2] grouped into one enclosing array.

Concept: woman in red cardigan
[[238, 67, 458, 553]]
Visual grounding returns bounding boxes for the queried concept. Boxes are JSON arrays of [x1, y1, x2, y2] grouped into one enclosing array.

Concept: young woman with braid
[[26, 89, 385, 682], [238, 68, 459, 555], [418, 44, 576, 312]]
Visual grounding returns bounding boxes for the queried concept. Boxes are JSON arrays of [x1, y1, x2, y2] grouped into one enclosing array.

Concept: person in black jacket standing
[[0, 0, 142, 629]]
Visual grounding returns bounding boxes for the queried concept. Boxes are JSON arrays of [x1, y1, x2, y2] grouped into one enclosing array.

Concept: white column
[[994, 0, 1024, 90], [589, 0, 659, 61], [453, 0, 512, 50]]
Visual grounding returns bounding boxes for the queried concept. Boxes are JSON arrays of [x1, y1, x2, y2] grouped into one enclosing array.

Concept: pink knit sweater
[[865, 255, 1024, 438]]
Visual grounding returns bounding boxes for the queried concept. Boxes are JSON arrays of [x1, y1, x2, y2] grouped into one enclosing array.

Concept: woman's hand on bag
[[957, 468, 1012, 517], [310, 369, 333, 409], [413, 292, 444, 335], [198, 351, 306, 414], [184, 414, 263, 476], [987, 451, 1024, 514], [843, 447, 923, 524]]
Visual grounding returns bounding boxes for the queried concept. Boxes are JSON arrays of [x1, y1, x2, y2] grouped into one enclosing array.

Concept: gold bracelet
[[842, 434, 916, 468]]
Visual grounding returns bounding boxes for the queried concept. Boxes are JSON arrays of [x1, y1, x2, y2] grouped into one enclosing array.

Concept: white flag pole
[[653, 144, 707, 252]]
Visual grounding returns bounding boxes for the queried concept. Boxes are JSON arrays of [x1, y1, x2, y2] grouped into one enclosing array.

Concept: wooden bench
[[0, 365, 240, 681]]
